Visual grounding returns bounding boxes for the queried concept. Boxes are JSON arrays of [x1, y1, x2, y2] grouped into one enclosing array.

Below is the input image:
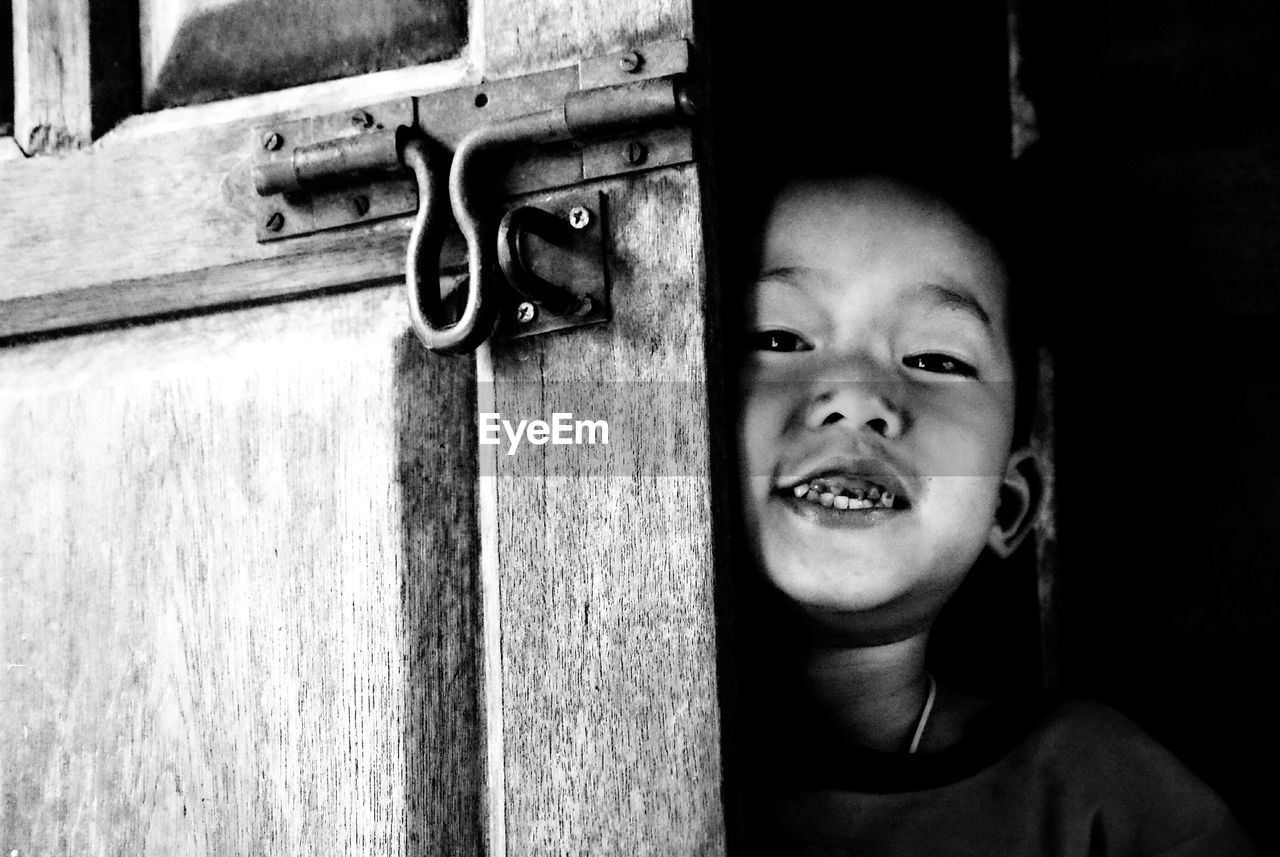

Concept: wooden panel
[[483, 0, 692, 77], [12, 0, 91, 153], [0, 286, 483, 854], [476, 1, 728, 851], [485, 171, 727, 852], [140, 0, 465, 111], [0, 60, 471, 338], [2, 0, 13, 137]]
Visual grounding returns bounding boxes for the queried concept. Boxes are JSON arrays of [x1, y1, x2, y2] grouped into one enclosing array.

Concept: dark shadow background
[[706, 1, 1276, 851], [1019, 1, 1279, 849]]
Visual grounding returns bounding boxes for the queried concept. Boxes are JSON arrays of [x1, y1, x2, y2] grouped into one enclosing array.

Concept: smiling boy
[[735, 174, 1255, 855]]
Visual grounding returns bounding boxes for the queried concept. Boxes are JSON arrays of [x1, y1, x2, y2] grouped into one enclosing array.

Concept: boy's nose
[[802, 382, 906, 439]]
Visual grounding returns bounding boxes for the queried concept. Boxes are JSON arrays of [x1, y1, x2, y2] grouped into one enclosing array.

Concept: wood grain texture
[[12, 0, 92, 153], [483, 0, 693, 77], [0, 286, 483, 854], [139, 0, 465, 110], [486, 167, 726, 854], [477, 1, 728, 850], [2, 0, 13, 138], [0, 62, 472, 338]]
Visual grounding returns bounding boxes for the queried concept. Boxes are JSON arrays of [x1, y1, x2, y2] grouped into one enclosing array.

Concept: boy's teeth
[[786, 479, 900, 511]]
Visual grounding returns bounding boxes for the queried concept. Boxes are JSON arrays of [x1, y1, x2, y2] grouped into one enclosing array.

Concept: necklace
[[906, 671, 937, 755]]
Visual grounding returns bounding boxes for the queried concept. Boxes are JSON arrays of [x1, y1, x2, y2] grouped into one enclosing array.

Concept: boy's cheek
[[911, 409, 1015, 478], [915, 439, 1008, 478], [735, 401, 787, 481], [736, 475, 773, 520]]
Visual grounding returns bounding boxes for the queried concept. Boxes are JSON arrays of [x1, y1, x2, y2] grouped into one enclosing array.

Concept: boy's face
[[737, 178, 1023, 639]]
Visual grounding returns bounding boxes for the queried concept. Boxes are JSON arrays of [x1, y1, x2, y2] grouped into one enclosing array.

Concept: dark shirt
[[759, 699, 1255, 856]]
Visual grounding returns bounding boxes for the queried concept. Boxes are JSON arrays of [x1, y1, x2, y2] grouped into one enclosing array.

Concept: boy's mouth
[[772, 457, 915, 515], [781, 475, 908, 511]]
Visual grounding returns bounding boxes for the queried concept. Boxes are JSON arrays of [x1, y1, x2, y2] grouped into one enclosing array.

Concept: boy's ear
[[987, 446, 1045, 559]]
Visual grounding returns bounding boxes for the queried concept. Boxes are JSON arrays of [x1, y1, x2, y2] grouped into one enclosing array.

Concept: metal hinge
[[245, 41, 697, 353]]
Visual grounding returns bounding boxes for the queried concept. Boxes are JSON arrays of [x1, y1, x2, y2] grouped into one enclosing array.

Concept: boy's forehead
[[767, 177, 979, 251], [775, 175, 933, 214], [757, 177, 1009, 320]]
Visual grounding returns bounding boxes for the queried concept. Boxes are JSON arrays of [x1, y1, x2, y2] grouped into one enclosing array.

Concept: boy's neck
[[801, 633, 934, 754]]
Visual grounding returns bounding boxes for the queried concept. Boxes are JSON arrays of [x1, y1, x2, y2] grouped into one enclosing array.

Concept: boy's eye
[[747, 330, 814, 353], [902, 353, 977, 377]]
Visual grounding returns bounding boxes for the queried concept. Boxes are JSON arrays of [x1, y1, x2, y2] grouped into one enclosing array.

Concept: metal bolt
[[265, 211, 285, 232], [515, 302, 537, 324], [618, 51, 643, 73], [353, 195, 371, 216], [623, 140, 648, 166], [676, 84, 699, 117], [351, 110, 373, 128], [568, 206, 592, 229], [573, 296, 595, 317], [262, 131, 283, 151]]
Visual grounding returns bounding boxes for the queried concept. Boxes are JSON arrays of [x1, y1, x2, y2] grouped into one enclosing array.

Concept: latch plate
[[247, 40, 695, 243], [252, 100, 415, 242], [496, 190, 610, 341]]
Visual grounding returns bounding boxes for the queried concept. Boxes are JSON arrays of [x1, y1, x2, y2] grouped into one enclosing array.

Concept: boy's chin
[[794, 597, 939, 647], [761, 562, 948, 643]]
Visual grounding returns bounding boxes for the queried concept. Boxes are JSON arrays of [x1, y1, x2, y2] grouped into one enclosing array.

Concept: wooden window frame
[[1, 0, 484, 339]]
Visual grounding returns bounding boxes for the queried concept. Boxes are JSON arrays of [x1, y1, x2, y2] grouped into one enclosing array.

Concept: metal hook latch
[[400, 134, 498, 354], [247, 40, 698, 354], [404, 72, 692, 353]]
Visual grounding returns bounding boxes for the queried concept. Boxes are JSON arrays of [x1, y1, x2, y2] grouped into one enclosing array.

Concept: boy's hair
[[729, 153, 1042, 449]]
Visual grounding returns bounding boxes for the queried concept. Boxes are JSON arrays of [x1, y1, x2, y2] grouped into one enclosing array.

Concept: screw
[[265, 211, 285, 232], [618, 51, 643, 73], [351, 110, 373, 128], [568, 206, 592, 229], [623, 140, 648, 166], [516, 302, 537, 324], [353, 195, 371, 216], [262, 131, 283, 151]]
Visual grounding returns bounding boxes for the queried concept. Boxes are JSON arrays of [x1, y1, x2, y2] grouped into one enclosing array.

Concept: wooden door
[[0, 1, 730, 854]]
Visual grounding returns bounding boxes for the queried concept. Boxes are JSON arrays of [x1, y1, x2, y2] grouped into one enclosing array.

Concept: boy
[[733, 173, 1255, 856]]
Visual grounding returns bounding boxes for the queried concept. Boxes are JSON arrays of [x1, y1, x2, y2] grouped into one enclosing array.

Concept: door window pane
[[140, 0, 466, 110]]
